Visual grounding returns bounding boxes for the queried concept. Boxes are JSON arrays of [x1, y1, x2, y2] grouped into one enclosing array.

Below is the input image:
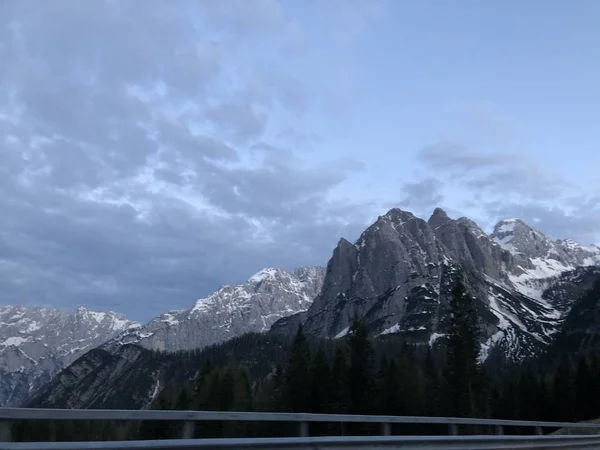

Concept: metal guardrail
[[5, 435, 600, 450], [2, 408, 600, 449]]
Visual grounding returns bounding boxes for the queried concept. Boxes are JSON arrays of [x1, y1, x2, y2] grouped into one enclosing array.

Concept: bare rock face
[[285, 208, 600, 363], [0, 306, 138, 406], [103, 266, 325, 353]]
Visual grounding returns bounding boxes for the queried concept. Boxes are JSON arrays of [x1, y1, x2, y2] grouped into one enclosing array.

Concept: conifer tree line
[[12, 276, 600, 441]]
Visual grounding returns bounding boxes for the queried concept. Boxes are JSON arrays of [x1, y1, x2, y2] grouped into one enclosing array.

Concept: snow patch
[[334, 326, 350, 339], [494, 235, 518, 254], [497, 221, 516, 234], [25, 322, 42, 333], [380, 324, 401, 335], [149, 379, 161, 402], [429, 333, 446, 346], [160, 312, 181, 326], [88, 311, 107, 323], [248, 268, 279, 284], [1, 336, 30, 347]]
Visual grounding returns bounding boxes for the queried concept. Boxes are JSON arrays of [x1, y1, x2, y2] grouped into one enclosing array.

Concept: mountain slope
[[279, 208, 600, 362], [103, 267, 325, 353], [0, 306, 138, 406], [30, 333, 294, 410], [550, 276, 600, 355]]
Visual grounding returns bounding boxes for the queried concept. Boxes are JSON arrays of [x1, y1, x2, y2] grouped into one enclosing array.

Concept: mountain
[[102, 267, 325, 353], [3, 266, 323, 407], [29, 333, 294, 410], [0, 306, 138, 406], [273, 208, 600, 362], [490, 218, 600, 298]]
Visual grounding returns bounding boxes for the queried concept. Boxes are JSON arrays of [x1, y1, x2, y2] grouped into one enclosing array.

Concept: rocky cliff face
[[103, 266, 325, 353], [0, 306, 138, 406], [282, 208, 600, 362]]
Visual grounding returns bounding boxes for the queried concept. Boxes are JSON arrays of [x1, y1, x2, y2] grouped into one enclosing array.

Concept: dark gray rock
[[283, 208, 600, 363]]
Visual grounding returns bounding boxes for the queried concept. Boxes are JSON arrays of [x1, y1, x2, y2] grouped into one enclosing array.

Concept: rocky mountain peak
[[490, 218, 600, 272], [428, 207, 452, 229], [381, 208, 417, 226], [248, 268, 285, 284], [490, 218, 552, 257]]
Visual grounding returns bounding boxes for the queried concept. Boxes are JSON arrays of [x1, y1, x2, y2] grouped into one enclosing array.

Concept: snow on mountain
[[491, 218, 600, 302], [103, 266, 325, 353], [0, 306, 138, 406]]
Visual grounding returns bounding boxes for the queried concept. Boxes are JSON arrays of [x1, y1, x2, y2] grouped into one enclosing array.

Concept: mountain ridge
[[274, 207, 600, 363], [101, 266, 325, 353]]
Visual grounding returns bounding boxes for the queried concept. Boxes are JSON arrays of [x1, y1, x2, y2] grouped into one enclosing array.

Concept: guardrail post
[[0, 421, 11, 442], [535, 426, 543, 435], [495, 425, 504, 435], [341, 422, 347, 436], [381, 423, 391, 436], [181, 421, 194, 439], [298, 421, 309, 437], [448, 423, 458, 435]]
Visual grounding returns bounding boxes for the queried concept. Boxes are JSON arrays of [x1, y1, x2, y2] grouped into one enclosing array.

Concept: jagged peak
[[338, 237, 353, 246], [382, 208, 416, 222], [370, 208, 419, 233], [432, 207, 449, 217], [492, 218, 546, 234], [491, 218, 557, 258], [493, 218, 523, 233], [428, 207, 452, 229], [247, 267, 285, 284]]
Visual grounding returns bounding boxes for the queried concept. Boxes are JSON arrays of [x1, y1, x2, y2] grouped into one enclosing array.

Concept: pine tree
[[516, 366, 543, 421], [575, 357, 595, 421], [347, 316, 375, 414], [285, 325, 312, 412], [376, 357, 401, 415], [330, 347, 350, 413], [174, 386, 192, 410], [310, 349, 332, 413], [217, 368, 236, 411], [423, 348, 440, 416], [442, 278, 484, 417], [232, 365, 253, 412], [552, 357, 575, 421]]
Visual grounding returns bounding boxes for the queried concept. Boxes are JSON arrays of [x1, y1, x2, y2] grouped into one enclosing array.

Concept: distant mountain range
[[0, 306, 138, 406], [0, 267, 325, 406], [2, 207, 600, 408]]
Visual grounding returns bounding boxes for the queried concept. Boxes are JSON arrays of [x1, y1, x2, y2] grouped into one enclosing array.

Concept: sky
[[1, 0, 599, 321]]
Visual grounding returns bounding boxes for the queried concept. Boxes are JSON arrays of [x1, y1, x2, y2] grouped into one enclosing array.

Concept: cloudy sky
[[1, 1, 599, 321]]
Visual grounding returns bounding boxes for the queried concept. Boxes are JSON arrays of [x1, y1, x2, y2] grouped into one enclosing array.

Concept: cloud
[[414, 138, 600, 243], [0, 1, 382, 320], [418, 141, 513, 170], [400, 178, 444, 209]]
